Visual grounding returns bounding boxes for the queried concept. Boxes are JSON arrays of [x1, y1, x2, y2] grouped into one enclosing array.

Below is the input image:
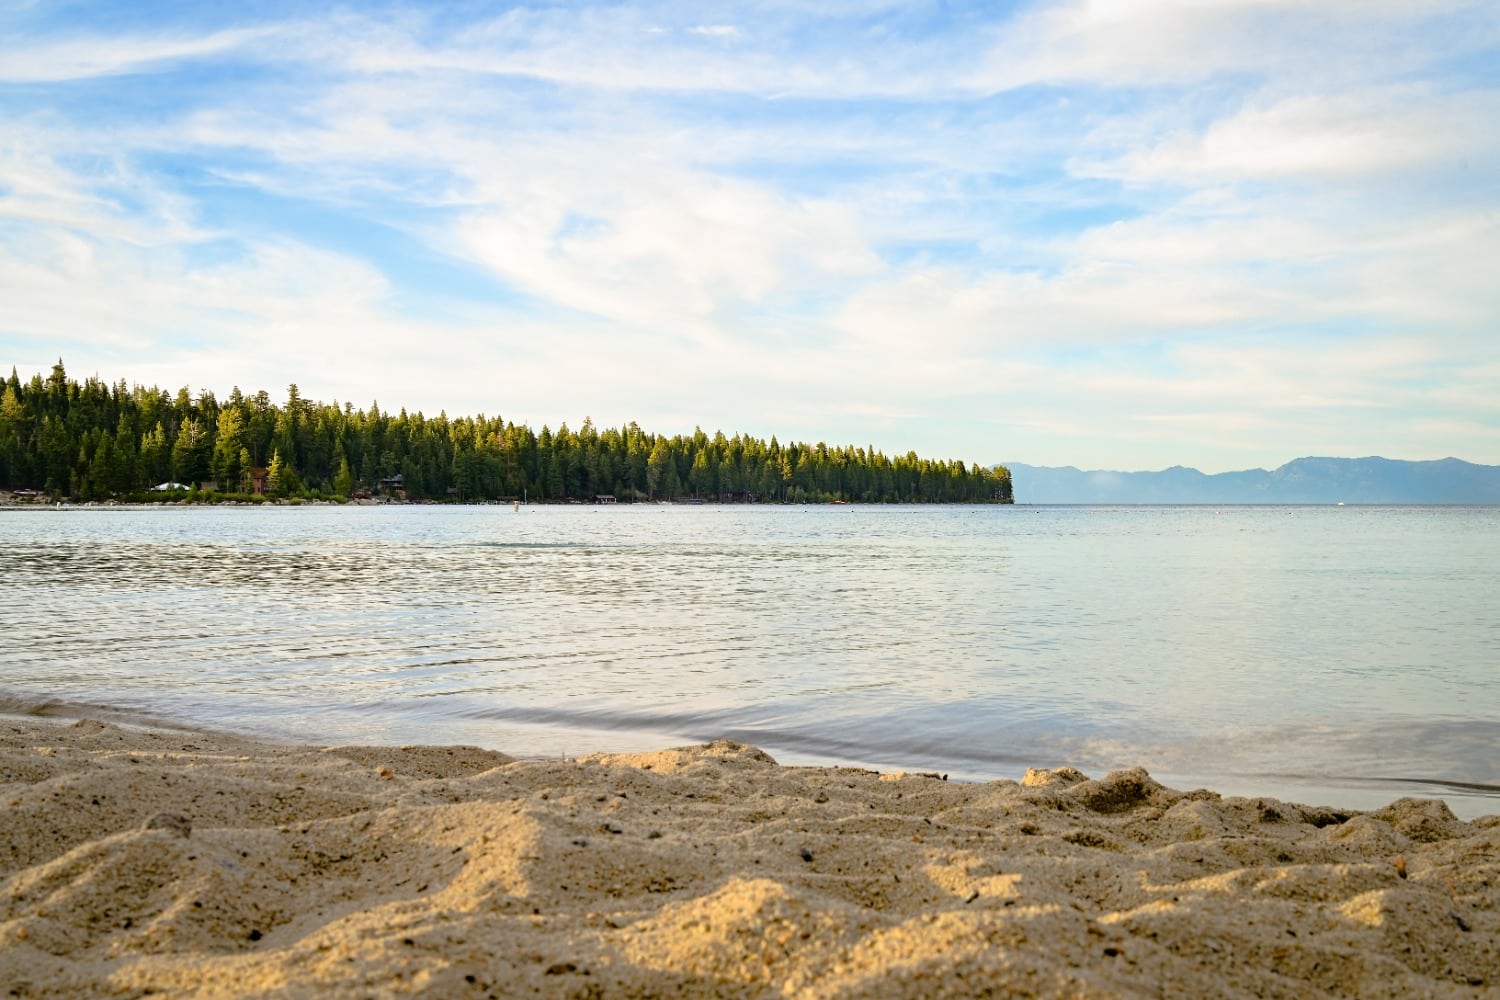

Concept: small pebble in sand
[[143, 813, 192, 838]]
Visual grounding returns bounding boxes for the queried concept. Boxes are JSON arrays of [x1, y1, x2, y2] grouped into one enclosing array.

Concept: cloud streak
[[0, 26, 277, 83]]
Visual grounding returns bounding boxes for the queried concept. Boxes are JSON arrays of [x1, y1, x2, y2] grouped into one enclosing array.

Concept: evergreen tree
[[212, 407, 246, 488], [646, 438, 670, 499], [171, 417, 211, 485], [138, 423, 169, 486], [266, 449, 287, 498], [333, 451, 354, 497]]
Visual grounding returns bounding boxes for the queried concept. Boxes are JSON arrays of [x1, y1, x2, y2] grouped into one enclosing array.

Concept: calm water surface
[[2, 504, 1496, 817]]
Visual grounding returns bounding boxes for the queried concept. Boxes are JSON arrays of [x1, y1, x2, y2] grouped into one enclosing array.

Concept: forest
[[0, 361, 1012, 504]]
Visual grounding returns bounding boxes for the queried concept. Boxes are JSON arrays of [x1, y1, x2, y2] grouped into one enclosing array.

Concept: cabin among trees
[[0, 361, 1012, 505]]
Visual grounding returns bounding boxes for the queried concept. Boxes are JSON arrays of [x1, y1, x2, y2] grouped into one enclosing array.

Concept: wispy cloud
[[1081, 88, 1500, 186], [968, 0, 1493, 90], [0, 26, 277, 83], [688, 25, 741, 39]]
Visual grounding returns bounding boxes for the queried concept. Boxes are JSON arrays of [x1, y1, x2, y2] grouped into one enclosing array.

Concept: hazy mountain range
[[1001, 457, 1500, 504]]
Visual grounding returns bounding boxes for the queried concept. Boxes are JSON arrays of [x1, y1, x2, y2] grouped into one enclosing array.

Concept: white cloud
[[1081, 89, 1500, 186], [839, 200, 1498, 360], [971, 330, 1500, 472], [159, 66, 885, 339], [0, 26, 276, 82], [968, 0, 1490, 91], [688, 25, 742, 39], [0, 151, 207, 248], [260, 5, 985, 99], [455, 160, 878, 338]]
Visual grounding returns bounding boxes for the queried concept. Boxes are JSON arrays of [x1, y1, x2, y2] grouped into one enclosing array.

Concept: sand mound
[[1, 719, 1494, 997], [321, 745, 515, 779]]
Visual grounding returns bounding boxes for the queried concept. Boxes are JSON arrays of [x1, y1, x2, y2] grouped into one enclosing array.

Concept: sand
[[0, 718, 1495, 998]]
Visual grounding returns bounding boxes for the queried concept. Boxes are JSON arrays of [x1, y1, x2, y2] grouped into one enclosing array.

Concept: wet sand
[[2, 717, 1495, 997]]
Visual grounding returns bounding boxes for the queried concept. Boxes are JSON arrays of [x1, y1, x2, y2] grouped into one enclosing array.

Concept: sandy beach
[[1, 717, 1494, 998]]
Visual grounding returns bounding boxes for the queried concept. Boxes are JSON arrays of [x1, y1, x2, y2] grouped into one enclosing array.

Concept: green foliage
[[0, 361, 1013, 504], [266, 449, 288, 499], [333, 451, 354, 497]]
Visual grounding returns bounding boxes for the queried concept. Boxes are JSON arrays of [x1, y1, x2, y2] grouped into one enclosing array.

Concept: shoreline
[[2, 717, 1494, 997], [4, 694, 1496, 823]]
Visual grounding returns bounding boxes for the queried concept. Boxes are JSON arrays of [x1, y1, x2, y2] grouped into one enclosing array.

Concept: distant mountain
[[1000, 457, 1500, 504]]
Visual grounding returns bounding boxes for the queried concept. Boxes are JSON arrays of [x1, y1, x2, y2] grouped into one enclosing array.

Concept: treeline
[[0, 361, 1012, 504]]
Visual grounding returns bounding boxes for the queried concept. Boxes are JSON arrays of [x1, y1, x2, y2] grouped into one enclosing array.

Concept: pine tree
[[267, 449, 286, 498], [333, 452, 354, 497]]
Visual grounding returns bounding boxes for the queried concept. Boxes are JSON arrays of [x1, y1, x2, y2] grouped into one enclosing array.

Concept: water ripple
[[2, 504, 1497, 817]]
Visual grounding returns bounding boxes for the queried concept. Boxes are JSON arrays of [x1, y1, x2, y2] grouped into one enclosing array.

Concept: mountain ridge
[[1000, 456, 1500, 504]]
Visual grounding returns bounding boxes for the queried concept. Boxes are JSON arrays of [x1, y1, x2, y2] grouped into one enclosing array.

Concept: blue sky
[[2, 0, 1496, 472]]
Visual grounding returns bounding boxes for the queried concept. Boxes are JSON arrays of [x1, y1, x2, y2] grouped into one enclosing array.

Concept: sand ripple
[[2, 721, 1495, 997]]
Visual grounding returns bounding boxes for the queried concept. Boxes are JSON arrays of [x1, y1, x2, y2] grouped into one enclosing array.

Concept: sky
[[1, 1, 1497, 473]]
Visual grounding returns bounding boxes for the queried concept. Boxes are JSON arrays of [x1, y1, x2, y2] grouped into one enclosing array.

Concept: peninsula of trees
[[0, 362, 1012, 505]]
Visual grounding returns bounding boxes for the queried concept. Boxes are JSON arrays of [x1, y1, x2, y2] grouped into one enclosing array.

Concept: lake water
[[2, 503, 1496, 817]]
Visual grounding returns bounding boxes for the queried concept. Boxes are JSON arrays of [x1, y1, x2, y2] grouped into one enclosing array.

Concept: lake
[[2, 503, 1496, 817]]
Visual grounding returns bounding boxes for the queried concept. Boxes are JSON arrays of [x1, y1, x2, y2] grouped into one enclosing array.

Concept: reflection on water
[[2, 503, 1497, 817]]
